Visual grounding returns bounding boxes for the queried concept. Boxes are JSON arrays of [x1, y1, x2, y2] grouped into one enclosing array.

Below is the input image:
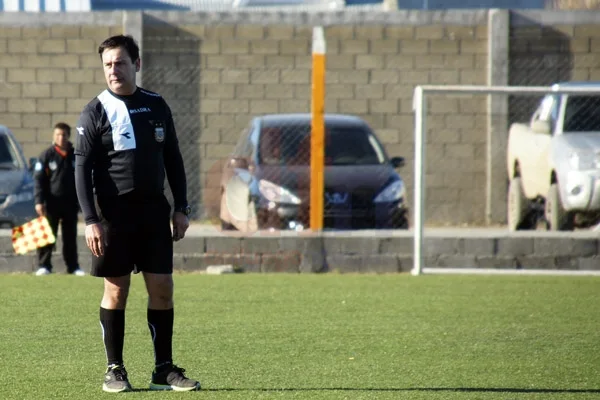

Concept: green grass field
[[1, 273, 599, 399]]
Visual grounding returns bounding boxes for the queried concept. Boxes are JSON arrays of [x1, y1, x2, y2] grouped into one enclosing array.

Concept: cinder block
[[66, 98, 89, 113], [577, 257, 600, 271], [249, 99, 278, 114], [236, 25, 264, 39], [250, 70, 279, 84], [436, 255, 478, 268], [340, 40, 369, 54], [514, 256, 556, 269], [424, 237, 463, 257], [370, 39, 398, 54], [206, 237, 242, 253], [220, 40, 249, 55], [413, 54, 444, 69], [460, 39, 487, 54], [355, 84, 384, 99], [261, 253, 300, 273], [38, 39, 66, 54], [203, 84, 235, 99], [463, 238, 496, 256], [22, 83, 50, 98], [384, 26, 414, 39], [278, 99, 309, 113], [476, 256, 517, 269], [266, 25, 294, 40], [445, 26, 476, 39], [23, 113, 51, 128], [369, 100, 398, 114], [574, 24, 600, 38], [8, 39, 36, 54], [221, 70, 250, 84], [8, 69, 36, 83], [356, 55, 385, 69], [415, 26, 444, 40], [280, 39, 309, 55], [51, 54, 79, 68], [338, 99, 368, 114], [37, 69, 66, 83], [280, 70, 310, 84], [8, 99, 36, 113], [533, 238, 598, 257], [50, 26, 81, 38]]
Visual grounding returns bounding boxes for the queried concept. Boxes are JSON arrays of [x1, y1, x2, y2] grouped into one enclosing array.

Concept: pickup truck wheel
[[508, 177, 532, 231], [545, 183, 573, 231]]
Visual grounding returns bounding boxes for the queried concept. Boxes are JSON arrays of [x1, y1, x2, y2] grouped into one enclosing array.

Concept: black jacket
[[34, 143, 78, 208]]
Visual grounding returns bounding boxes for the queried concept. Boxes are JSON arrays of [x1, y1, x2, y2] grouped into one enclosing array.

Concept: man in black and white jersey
[[74, 34, 200, 393]]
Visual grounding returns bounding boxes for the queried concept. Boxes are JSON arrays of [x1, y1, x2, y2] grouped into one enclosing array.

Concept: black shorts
[[91, 193, 173, 277]]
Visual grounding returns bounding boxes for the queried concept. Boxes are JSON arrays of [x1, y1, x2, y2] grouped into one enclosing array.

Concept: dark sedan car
[[219, 113, 409, 231]]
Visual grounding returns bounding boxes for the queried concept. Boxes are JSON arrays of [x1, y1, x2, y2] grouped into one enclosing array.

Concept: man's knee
[[144, 273, 174, 308], [102, 276, 131, 308]]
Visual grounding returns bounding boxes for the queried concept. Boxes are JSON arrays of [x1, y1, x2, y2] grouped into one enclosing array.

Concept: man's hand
[[85, 223, 107, 257], [172, 212, 189, 241], [35, 203, 45, 217]]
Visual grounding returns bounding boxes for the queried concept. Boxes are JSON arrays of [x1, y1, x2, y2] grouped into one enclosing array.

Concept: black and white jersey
[[74, 87, 187, 225]]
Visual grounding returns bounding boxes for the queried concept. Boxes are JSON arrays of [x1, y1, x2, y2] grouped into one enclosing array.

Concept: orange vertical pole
[[310, 26, 326, 231]]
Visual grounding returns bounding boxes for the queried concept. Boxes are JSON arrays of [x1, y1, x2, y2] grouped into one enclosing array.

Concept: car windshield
[[0, 134, 21, 170], [258, 124, 387, 166], [563, 95, 600, 132]]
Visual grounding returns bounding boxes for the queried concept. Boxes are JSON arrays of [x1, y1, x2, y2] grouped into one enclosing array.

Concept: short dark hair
[[54, 122, 71, 137], [98, 34, 140, 63]]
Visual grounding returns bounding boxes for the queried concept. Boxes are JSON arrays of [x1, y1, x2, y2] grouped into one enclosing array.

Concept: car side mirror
[[390, 156, 405, 169], [531, 120, 551, 135], [229, 157, 249, 170]]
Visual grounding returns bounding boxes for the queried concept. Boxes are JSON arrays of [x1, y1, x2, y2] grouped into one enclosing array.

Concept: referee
[[74, 34, 200, 393]]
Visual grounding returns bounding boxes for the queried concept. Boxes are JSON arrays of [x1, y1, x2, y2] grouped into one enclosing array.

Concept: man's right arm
[[74, 106, 101, 225]]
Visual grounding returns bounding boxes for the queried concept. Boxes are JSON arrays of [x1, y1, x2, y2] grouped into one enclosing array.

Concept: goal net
[[411, 84, 600, 276]]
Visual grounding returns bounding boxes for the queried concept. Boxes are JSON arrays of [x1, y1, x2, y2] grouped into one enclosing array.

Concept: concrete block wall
[[3, 11, 600, 226], [2, 231, 600, 274], [0, 13, 123, 158]]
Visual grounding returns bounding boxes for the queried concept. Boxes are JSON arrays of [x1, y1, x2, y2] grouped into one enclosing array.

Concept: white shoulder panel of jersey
[[97, 90, 136, 152]]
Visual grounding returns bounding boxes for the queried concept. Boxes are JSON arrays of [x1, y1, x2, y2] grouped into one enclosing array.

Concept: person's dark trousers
[[37, 202, 79, 273]]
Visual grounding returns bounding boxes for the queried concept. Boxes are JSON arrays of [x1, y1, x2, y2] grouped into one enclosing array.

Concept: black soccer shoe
[[103, 364, 132, 393], [149, 363, 201, 391]]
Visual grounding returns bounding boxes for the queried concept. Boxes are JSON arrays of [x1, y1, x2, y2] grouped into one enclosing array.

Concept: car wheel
[[507, 177, 532, 231], [545, 183, 573, 231]]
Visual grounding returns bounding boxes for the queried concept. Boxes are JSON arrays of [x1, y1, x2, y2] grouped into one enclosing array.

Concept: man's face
[[53, 128, 69, 148], [101, 46, 140, 95]]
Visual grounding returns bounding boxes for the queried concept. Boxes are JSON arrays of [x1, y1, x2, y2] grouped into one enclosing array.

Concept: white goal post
[[411, 84, 600, 277]]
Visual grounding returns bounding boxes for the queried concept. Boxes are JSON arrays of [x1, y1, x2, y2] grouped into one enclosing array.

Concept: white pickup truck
[[507, 81, 600, 231]]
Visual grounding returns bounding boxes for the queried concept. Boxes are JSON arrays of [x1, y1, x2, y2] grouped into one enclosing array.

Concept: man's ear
[[135, 58, 141, 72]]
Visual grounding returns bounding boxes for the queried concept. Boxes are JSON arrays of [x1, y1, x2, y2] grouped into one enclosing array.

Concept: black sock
[[147, 308, 174, 367], [99, 308, 125, 367]]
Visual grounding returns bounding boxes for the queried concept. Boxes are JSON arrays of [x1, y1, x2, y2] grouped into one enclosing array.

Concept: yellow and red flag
[[11, 216, 56, 255]]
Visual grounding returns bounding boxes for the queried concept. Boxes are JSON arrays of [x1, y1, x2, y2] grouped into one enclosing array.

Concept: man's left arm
[[163, 102, 188, 212]]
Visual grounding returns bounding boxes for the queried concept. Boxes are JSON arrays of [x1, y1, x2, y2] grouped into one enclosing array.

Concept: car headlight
[[258, 180, 301, 205], [374, 180, 405, 203], [6, 190, 34, 205], [568, 151, 598, 171], [5, 179, 34, 206]]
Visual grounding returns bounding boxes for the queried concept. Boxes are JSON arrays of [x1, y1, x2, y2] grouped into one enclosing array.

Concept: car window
[[563, 95, 600, 133], [0, 134, 20, 170], [258, 124, 387, 166]]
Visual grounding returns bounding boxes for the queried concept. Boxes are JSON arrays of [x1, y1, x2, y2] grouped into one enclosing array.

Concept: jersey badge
[[153, 121, 165, 143]]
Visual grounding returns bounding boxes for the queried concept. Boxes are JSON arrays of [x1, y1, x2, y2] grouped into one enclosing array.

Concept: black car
[[219, 113, 409, 231]]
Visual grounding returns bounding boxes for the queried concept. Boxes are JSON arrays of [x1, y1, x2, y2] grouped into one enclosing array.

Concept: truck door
[[532, 95, 558, 197]]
